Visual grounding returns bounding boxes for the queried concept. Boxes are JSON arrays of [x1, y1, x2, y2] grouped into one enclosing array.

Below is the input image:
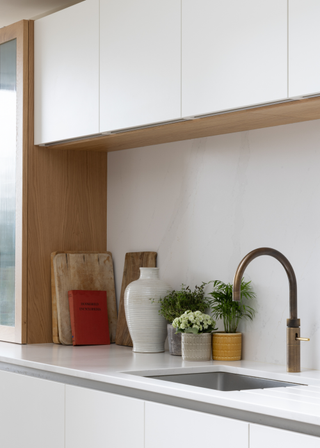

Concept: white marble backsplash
[[107, 118, 320, 370]]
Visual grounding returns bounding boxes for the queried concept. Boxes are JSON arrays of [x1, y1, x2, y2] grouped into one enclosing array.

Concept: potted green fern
[[207, 279, 256, 361], [157, 283, 210, 356]]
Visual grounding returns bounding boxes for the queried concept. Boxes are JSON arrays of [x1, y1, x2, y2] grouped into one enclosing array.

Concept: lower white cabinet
[[65, 385, 144, 448], [250, 423, 320, 448], [0, 368, 319, 448], [145, 401, 248, 448], [0, 370, 65, 448]]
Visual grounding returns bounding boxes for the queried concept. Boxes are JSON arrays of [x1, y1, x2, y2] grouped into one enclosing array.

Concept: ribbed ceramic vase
[[124, 268, 172, 353], [181, 333, 212, 361], [212, 332, 242, 361]]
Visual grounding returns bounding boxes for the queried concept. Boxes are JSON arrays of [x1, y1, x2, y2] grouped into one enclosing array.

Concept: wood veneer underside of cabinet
[[27, 21, 107, 343], [41, 96, 320, 153]]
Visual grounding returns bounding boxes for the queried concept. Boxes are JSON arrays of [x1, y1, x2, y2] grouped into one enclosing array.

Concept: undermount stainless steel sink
[[148, 371, 302, 392]]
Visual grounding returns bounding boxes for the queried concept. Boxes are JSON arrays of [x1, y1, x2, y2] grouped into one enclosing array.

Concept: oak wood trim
[[43, 96, 320, 153], [26, 21, 34, 343], [27, 150, 108, 342], [27, 146, 108, 343], [22, 20, 30, 343]]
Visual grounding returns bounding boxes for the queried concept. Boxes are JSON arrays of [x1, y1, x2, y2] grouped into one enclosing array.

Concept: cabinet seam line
[[144, 401, 146, 448], [287, 0, 289, 98], [98, 0, 100, 131], [180, 0, 182, 118], [64, 384, 66, 448]]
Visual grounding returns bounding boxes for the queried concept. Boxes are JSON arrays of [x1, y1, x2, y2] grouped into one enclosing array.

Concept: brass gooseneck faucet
[[233, 247, 309, 373]]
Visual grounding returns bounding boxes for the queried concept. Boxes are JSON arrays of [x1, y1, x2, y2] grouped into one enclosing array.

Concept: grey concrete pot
[[167, 323, 181, 356]]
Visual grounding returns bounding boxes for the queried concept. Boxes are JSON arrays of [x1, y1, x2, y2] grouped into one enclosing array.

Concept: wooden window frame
[[0, 20, 30, 343]]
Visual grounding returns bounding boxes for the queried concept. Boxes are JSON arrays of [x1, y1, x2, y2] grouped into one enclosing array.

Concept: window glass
[[0, 39, 16, 326]]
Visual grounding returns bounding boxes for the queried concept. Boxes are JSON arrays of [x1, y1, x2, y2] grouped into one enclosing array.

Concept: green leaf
[[185, 327, 199, 334], [207, 278, 256, 333], [155, 282, 211, 322]]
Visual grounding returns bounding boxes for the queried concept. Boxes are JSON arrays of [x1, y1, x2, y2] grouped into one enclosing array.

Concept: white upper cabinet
[[34, 0, 100, 145], [289, 0, 320, 97], [100, 0, 181, 132], [182, 0, 288, 117], [34, 0, 297, 144]]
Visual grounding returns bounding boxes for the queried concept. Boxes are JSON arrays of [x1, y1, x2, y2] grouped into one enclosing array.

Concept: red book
[[68, 290, 110, 346]]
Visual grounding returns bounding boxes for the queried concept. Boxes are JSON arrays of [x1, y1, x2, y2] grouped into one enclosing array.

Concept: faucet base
[[287, 327, 300, 373]]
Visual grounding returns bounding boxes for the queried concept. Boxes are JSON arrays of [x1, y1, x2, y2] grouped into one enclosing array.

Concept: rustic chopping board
[[115, 251, 157, 347], [51, 251, 117, 345]]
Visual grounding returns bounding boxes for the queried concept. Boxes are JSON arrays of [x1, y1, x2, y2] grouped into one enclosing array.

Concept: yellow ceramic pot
[[212, 332, 242, 361]]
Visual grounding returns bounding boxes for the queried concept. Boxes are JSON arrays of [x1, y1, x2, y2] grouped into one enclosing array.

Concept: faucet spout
[[233, 247, 303, 372]]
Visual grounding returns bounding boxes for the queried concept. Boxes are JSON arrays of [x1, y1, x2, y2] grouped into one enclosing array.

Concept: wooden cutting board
[[51, 251, 117, 345], [115, 251, 157, 347]]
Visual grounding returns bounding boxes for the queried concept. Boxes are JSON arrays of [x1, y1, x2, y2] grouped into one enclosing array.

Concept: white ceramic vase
[[181, 333, 212, 361], [124, 268, 172, 353]]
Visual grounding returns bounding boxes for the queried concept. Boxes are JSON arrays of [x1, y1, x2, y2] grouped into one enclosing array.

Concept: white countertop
[[1, 342, 320, 429]]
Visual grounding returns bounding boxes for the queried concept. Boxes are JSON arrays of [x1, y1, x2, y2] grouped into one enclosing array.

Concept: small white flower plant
[[172, 310, 217, 334]]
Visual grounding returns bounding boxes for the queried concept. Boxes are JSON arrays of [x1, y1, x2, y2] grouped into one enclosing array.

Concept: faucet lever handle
[[295, 337, 310, 341]]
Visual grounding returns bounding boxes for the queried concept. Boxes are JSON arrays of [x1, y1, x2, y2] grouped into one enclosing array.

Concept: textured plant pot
[[181, 333, 212, 361], [212, 332, 242, 361], [167, 323, 181, 356], [124, 268, 172, 353]]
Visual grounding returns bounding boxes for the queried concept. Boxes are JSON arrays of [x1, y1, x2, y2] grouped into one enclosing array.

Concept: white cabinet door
[[182, 0, 287, 117], [0, 370, 64, 448], [66, 385, 144, 448], [250, 423, 320, 448], [34, 0, 100, 145], [100, 0, 181, 132], [145, 402, 248, 448], [289, 0, 320, 97]]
